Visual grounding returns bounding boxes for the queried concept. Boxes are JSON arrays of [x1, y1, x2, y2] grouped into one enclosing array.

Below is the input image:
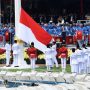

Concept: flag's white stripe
[[17, 23, 47, 53]]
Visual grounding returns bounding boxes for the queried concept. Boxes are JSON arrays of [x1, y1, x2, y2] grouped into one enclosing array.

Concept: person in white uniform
[[45, 44, 52, 71], [5, 42, 11, 66], [87, 48, 90, 73], [75, 45, 83, 74], [12, 40, 19, 67], [82, 44, 88, 73], [70, 48, 78, 73], [51, 42, 59, 68], [18, 40, 27, 67]]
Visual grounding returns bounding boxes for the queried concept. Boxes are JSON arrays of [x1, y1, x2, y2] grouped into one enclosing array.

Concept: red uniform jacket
[[0, 48, 6, 54], [58, 46, 67, 58], [76, 30, 83, 40], [26, 47, 37, 59]]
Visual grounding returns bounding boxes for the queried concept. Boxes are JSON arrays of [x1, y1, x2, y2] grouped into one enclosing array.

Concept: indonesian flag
[[15, 0, 52, 53], [76, 30, 83, 40]]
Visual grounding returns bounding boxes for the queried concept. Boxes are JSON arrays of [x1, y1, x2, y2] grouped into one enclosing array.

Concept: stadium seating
[[63, 73, 77, 83], [0, 70, 90, 90], [84, 75, 90, 81], [0, 24, 90, 45], [57, 83, 79, 90], [73, 83, 88, 90], [75, 81, 90, 89], [50, 72, 65, 83], [0, 71, 7, 81], [19, 72, 31, 81], [4, 72, 16, 81], [74, 74, 87, 82]]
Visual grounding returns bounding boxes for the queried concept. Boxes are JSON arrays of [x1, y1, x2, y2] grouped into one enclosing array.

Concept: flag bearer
[[44, 44, 52, 71], [58, 45, 68, 72], [51, 41, 59, 68], [26, 42, 37, 70]]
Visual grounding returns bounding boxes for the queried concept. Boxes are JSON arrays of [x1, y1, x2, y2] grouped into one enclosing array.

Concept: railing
[[77, 20, 90, 24], [53, 35, 90, 45]]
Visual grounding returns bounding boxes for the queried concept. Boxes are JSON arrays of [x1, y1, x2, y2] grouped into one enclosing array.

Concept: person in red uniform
[[58, 45, 68, 72], [76, 30, 84, 49], [26, 42, 37, 70]]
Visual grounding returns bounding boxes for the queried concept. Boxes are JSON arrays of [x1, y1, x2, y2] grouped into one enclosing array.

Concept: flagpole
[[14, 0, 27, 67], [10, 0, 12, 44], [14, 0, 21, 36], [80, 0, 83, 18], [0, 0, 1, 24], [10, 0, 12, 27]]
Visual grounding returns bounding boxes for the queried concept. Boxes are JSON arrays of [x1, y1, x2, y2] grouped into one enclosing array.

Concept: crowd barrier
[[77, 20, 90, 24], [0, 31, 90, 45], [53, 35, 90, 45]]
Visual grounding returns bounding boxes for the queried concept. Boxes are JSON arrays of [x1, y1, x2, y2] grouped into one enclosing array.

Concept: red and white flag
[[15, 0, 52, 53]]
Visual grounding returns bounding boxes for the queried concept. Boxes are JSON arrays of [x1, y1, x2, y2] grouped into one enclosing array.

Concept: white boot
[[62, 68, 65, 73], [63, 68, 66, 73]]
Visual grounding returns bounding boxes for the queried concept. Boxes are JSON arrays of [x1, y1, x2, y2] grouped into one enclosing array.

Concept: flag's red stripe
[[20, 8, 52, 45]]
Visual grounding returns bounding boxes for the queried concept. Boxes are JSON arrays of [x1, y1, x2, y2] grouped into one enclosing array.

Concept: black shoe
[[6, 65, 10, 67], [14, 66, 19, 67], [79, 48, 82, 50], [31, 83, 39, 86]]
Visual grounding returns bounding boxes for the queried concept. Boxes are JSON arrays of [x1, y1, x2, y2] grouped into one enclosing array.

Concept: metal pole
[[10, 0, 12, 44], [80, 0, 83, 17], [0, 0, 1, 24], [10, 0, 12, 26], [14, 0, 21, 36]]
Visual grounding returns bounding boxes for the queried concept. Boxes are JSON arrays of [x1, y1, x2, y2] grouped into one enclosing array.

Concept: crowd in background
[[0, 14, 90, 45], [0, 24, 15, 44], [40, 21, 90, 36], [0, 24, 15, 36]]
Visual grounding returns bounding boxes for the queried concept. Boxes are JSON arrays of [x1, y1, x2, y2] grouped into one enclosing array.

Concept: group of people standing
[[4, 40, 68, 72], [4, 38, 90, 74], [26, 41, 68, 72], [44, 42, 68, 72], [44, 41, 59, 71], [26, 41, 59, 71], [5, 40, 26, 67], [4, 41, 38, 69], [69, 28, 90, 74], [70, 44, 90, 74], [5, 40, 20, 67]]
